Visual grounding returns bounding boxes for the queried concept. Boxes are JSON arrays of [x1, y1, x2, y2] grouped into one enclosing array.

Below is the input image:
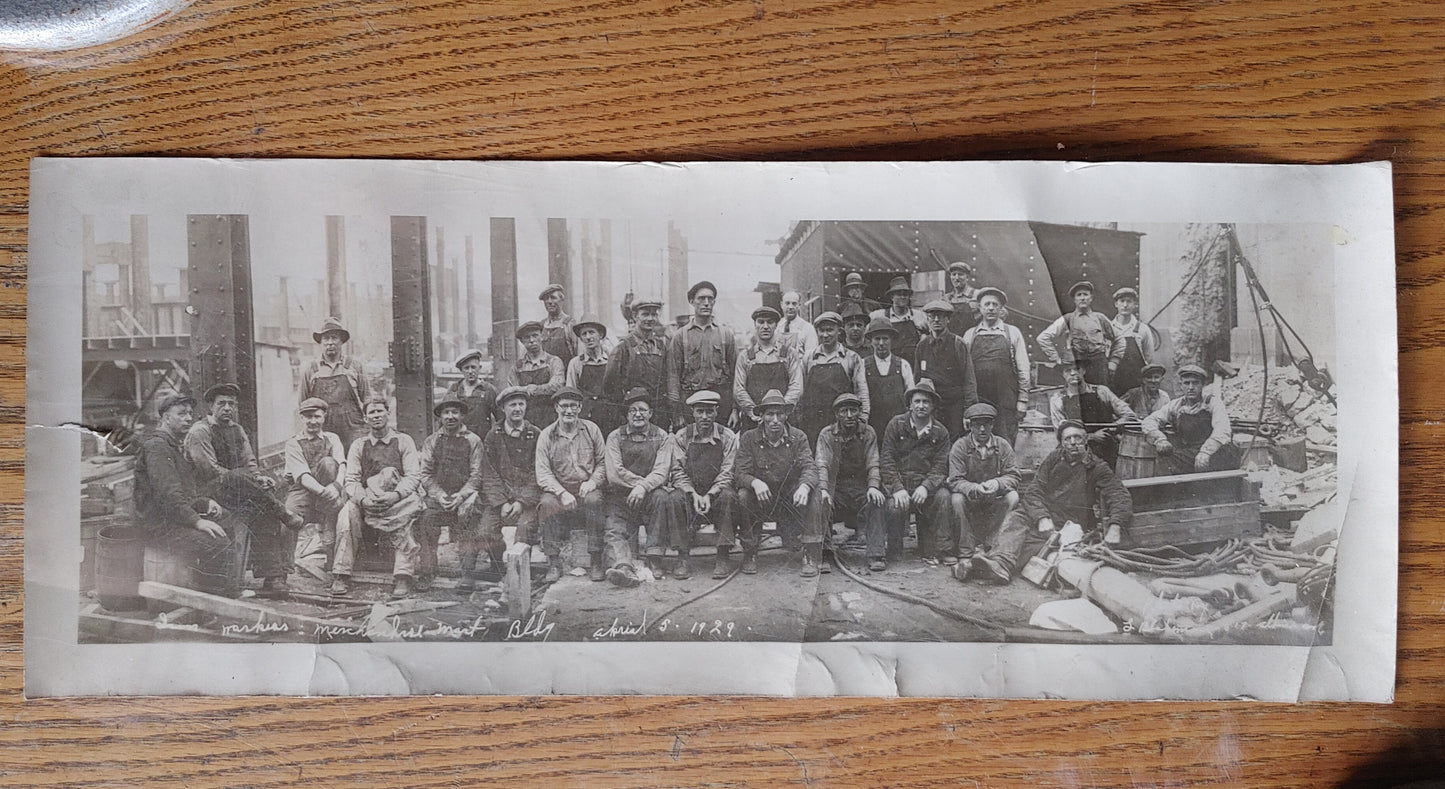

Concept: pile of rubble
[[1248, 464, 1337, 511], [1220, 363, 1337, 447]]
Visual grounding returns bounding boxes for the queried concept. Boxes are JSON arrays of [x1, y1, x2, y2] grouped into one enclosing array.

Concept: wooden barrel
[[1115, 429, 1158, 480], [95, 526, 146, 611], [1013, 426, 1059, 472]]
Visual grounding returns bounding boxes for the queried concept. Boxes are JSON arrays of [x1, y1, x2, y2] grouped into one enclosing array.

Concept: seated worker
[[815, 393, 887, 570], [416, 396, 485, 592], [878, 378, 954, 565], [733, 305, 803, 434], [446, 349, 498, 438], [479, 386, 543, 589], [734, 389, 820, 577], [1048, 361, 1138, 468], [602, 387, 675, 584], [331, 396, 424, 598], [282, 398, 348, 572], [1141, 363, 1240, 475], [133, 392, 246, 597], [184, 382, 301, 595], [534, 386, 608, 582], [945, 403, 1023, 583], [664, 390, 740, 579], [1003, 420, 1134, 564], [512, 320, 565, 429], [1122, 363, 1171, 419]]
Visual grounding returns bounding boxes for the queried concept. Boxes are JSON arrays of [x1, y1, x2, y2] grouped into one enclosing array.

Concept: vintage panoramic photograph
[[27, 159, 1394, 698]]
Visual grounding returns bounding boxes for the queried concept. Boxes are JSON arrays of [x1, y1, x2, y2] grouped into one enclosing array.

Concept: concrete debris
[[1291, 500, 1341, 553], [1248, 464, 1337, 510], [1028, 598, 1119, 634], [1220, 363, 1336, 445]]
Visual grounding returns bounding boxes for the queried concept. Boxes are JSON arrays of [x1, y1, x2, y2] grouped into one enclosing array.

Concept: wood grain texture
[[1, 0, 1441, 784]]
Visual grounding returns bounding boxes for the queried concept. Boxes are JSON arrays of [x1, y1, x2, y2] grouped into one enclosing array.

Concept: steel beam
[[391, 216, 433, 440], [186, 214, 258, 439]]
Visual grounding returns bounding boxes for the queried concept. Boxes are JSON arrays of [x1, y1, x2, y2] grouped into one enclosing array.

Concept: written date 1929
[[654, 618, 740, 640]]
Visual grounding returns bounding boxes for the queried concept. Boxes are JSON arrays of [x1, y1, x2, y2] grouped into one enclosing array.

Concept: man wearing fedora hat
[[735, 388, 820, 576], [962, 286, 1032, 445], [862, 316, 915, 442], [134, 392, 247, 597], [538, 283, 578, 367], [604, 297, 671, 430], [665, 390, 740, 579], [415, 396, 486, 591], [445, 349, 498, 438], [1037, 281, 1125, 387], [282, 398, 348, 572], [840, 271, 881, 314], [302, 317, 371, 449], [916, 299, 979, 438], [667, 281, 738, 428], [734, 305, 803, 433], [534, 386, 609, 582], [1141, 364, 1240, 476], [602, 387, 676, 583], [869, 276, 928, 363], [1001, 419, 1132, 563], [942, 261, 983, 335], [879, 378, 954, 565], [1109, 286, 1161, 396], [945, 403, 1023, 581], [567, 315, 618, 435], [1122, 363, 1171, 419], [186, 382, 301, 594], [840, 302, 871, 358], [479, 386, 543, 585], [815, 392, 886, 570], [798, 311, 871, 444], [333, 396, 424, 598], [512, 319, 565, 429]]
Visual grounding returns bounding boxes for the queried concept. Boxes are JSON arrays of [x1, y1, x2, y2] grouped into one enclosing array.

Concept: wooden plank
[[137, 582, 358, 635], [79, 608, 258, 644], [504, 546, 532, 620], [1122, 502, 1261, 549]]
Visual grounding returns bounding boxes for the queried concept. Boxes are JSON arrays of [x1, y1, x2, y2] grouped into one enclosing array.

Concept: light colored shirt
[[734, 342, 805, 411], [666, 319, 738, 404], [804, 345, 871, 422], [870, 354, 916, 389], [283, 430, 346, 482], [1037, 309, 1125, 365], [869, 307, 929, 334], [1111, 314, 1159, 361], [514, 352, 564, 396], [1048, 385, 1138, 427], [963, 321, 1032, 411], [1141, 393, 1233, 458], [344, 429, 421, 500], [301, 355, 370, 409], [183, 415, 258, 481], [565, 348, 611, 388], [777, 315, 817, 357], [604, 423, 673, 493], [535, 419, 608, 496], [669, 423, 738, 497]]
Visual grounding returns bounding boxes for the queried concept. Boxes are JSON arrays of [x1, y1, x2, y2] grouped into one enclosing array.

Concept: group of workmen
[[130, 264, 1240, 601]]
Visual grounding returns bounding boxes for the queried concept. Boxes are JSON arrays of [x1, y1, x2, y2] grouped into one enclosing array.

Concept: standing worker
[[962, 286, 1031, 445], [777, 291, 818, 357], [538, 283, 578, 367], [301, 317, 370, 449], [797, 312, 871, 444], [446, 349, 498, 438], [870, 277, 928, 366], [815, 393, 887, 570], [666, 281, 738, 427], [942, 261, 982, 334], [862, 317, 915, 443], [840, 272, 881, 314], [840, 302, 871, 358], [665, 390, 740, 579], [512, 320, 564, 429], [604, 297, 670, 428], [567, 315, 617, 435], [733, 305, 803, 434], [1109, 287, 1161, 396], [734, 390, 820, 576], [915, 300, 979, 437], [1036, 281, 1124, 386]]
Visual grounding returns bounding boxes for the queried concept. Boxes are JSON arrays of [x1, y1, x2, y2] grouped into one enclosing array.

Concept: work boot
[[391, 575, 414, 599], [800, 544, 821, 578], [712, 549, 732, 579], [329, 575, 350, 596], [868, 558, 886, 572], [606, 563, 642, 588], [260, 576, 289, 596], [951, 557, 974, 582], [977, 555, 1011, 585], [673, 552, 691, 580], [414, 574, 433, 593], [456, 575, 476, 593], [282, 511, 306, 531], [941, 555, 959, 567], [741, 552, 759, 575], [645, 555, 666, 578], [588, 552, 606, 582], [543, 563, 563, 583]]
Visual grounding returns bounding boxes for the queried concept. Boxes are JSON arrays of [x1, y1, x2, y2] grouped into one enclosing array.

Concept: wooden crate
[[1120, 500, 1262, 549]]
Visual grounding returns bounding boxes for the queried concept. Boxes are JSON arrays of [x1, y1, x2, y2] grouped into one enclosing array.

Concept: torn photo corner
[[24, 158, 1396, 700]]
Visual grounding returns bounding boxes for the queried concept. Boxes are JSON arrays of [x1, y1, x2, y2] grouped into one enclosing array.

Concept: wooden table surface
[[1, 1, 1440, 785]]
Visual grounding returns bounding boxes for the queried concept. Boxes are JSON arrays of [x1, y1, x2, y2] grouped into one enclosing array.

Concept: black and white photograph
[[25, 159, 1396, 699]]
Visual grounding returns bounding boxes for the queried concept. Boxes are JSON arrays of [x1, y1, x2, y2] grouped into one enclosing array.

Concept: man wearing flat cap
[[815, 393, 886, 570], [282, 398, 348, 572], [962, 286, 1031, 445], [1141, 364, 1240, 476], [869, 276, 928, 363], [734, 389, 820, 576], [604, 296, 671, 430], [134, 392, 247, 596], [798, 311, 870, 444], [945, 403, 1023, 581], [1122, 363, 1171, 420], [734, 304, 803, 433], [602, 387, 676, 584], [333, 396, 423, 598], [862, 316, 916, 442], [665, 390, 740, 579], [667, 281, 737, 428], [916, 299, 980, 438], [1001, 419, 1132, 564], [942, 261, 983, 335], [512, 319, 565, 429], [567, 316, 618, 435], [534, 386, 609, 582], [1048, 360, 1138, 468], [415, 396, 485, 592], [538, 283, 578, 366], [479, 386, 543, 586], [1109, 286, 1161, 396], [1036, 281, 1125, 387], [445, 349, 498, 438], [302, 317, 371, 449], [879, 378, 954, 565], [186, 382, 300, 594]]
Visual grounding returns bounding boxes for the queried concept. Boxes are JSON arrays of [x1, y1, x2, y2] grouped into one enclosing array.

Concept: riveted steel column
[[186, 214, 258, 440], [391, 216, 433, 440]]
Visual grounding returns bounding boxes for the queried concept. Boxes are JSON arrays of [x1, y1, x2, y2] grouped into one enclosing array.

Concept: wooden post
[[130, 215, 151, 332], [504, 546, 532, 620]]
